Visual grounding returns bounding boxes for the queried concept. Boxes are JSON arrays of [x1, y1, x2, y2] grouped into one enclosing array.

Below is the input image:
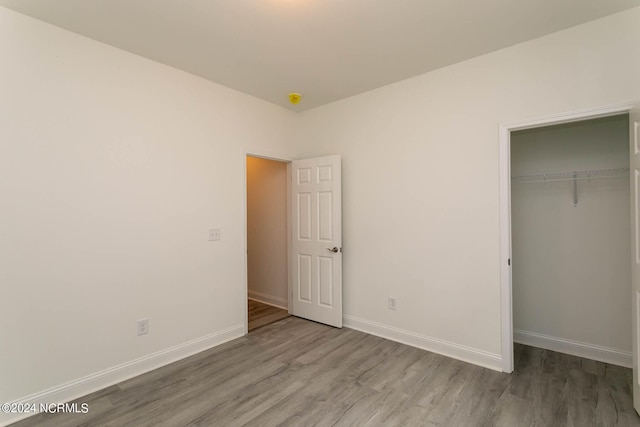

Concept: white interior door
[[632, 107, 640, 414], [291, 155, 342, 327]]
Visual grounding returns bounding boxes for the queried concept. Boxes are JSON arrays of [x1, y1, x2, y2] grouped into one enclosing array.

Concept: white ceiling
[[2, 0, 639, 111]]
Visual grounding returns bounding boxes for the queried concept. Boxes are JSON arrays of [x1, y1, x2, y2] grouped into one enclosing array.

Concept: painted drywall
[[292, 7, 640, 365], [246, 157, 288, 308], [0, 5, 296, 412], [511, 115, 630, 356], [2, 4, 640, 418]]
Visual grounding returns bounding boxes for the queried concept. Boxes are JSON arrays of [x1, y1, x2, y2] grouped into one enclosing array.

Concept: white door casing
[[631, 107, 640, 414], [291, 155, 342, 328]]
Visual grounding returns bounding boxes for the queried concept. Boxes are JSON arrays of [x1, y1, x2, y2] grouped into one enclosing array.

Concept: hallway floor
[[248, 299, 289, 331]]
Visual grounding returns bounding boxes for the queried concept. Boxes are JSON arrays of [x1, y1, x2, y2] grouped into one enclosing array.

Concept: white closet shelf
[[511, 167, 630, 184]]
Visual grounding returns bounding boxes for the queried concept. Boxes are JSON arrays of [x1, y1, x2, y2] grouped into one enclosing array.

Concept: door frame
[[499, 101, 639, 373], [243, 151, 293, 335]]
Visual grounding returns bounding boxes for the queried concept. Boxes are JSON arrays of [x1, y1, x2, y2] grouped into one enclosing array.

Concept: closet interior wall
[[511, 114, 631, 362]]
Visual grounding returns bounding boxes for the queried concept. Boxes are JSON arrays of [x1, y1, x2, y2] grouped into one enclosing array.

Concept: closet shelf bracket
[[573, 172, 578, 207]]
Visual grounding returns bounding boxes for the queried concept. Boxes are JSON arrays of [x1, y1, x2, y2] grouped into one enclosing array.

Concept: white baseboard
[[343, 315, 502, 371], [248, 291, 288, 310], [0, 324, 244, 427], [514, 329, 632, 368]]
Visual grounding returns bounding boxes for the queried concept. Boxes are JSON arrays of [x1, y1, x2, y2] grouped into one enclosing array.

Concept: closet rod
[[512, 174, 628, 184], [511, 167, 629, 184]]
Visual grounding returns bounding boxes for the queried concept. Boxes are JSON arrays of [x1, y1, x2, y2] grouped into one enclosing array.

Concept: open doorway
[[509, 115, 630, 368], [244, 153, 344, 331], [499, 102, 638, 373], [246, 155, 290, 331]]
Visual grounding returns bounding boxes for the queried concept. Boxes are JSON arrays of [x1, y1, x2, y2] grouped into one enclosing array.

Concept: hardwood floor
[[248, 299, 289, 331], [11, 317, 640, 426]]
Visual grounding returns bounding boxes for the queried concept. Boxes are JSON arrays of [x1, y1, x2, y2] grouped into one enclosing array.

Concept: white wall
[[246, 156, 288, 308], [0, 5, 296, 416], [511, 115, 630, 362], [293, 7, 640, 368], [2, 5, 640, 419]]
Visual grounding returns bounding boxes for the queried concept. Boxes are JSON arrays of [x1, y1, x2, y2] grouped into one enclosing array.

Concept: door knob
[[327, 247, 339, 253]]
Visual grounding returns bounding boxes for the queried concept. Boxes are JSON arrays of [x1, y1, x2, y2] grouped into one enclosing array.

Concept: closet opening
[[246, 155, 291, 331], [509, 114, 631, 369]]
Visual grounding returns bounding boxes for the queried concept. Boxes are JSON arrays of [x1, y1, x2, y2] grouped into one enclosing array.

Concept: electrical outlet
[[137, 318, 149, 336], [388, 297, 397, 311], [209, 228, 221, 241]]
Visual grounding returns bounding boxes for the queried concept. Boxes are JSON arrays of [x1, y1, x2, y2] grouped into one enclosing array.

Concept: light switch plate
[[209, 228, 221, 241]]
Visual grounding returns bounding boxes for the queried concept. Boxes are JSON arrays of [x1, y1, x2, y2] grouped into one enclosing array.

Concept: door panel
[[631, 107, 640, 414], [298, 254, 312, 302], [318, 192, 333, 241], [291, 155, 342, 327], [318, 256, 333, 306], [297, 193, 311, 240]]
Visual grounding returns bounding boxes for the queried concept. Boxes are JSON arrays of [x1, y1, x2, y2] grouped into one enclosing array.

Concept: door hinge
[[508, 258, 511, 266]]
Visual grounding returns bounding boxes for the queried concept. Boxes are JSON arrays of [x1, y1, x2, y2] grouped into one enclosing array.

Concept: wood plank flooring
[[248, 299, 289, 331], [10, 317, 640, 426]]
